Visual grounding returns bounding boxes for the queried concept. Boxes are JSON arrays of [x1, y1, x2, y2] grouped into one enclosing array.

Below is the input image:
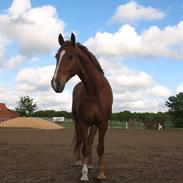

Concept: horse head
[[51, 33, 80, 93]]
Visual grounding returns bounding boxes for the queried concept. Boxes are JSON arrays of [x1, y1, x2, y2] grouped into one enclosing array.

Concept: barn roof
[[0, 103, 18, 118]]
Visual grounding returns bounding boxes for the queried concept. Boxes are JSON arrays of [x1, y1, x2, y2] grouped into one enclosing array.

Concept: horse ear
[[58, 33, 64, 46], [71, 33, 76, 45]]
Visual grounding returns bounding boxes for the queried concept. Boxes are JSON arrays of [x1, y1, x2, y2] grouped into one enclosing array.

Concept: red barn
[[0, 103, 18, 122]]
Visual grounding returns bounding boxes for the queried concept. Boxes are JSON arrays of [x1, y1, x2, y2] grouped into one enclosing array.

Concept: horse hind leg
[[87, 125, 97, 169], [73, 121, 83, 167]]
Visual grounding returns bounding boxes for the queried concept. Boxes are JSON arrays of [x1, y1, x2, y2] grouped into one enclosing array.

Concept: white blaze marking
[[53, 50, 66, 88]]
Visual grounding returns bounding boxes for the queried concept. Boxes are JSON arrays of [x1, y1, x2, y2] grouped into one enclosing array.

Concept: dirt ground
[[0, 128, 183, 183]]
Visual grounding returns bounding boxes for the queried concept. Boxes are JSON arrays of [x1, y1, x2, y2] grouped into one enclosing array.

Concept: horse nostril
[[51, 79, 60, 91], [57, 82, 61, 89], [51, 79, 65, 93]]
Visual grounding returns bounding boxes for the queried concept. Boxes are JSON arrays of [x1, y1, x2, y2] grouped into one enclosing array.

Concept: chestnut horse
[[51, 33, 113, 181]]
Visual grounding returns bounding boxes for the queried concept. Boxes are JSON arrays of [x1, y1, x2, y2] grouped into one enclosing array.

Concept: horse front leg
[[80, 122, 89, 181], [97, 122, 108, 180], [74, 120, 83, 167], [75, 141, 82, 166]]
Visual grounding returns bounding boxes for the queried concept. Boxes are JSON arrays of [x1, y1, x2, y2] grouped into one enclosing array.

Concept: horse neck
[[77, 49, 103, 96]]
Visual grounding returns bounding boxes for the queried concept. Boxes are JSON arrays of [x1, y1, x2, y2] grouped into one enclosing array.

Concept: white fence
[[52, 117, 64, 122]]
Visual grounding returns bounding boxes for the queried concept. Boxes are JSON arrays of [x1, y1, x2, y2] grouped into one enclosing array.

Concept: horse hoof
[[97, 173, 106, 181], [80, 175, 89, 182], [75, 160, 82, 167], [95, 178, 106, 183], [80, 178, 89, 182]]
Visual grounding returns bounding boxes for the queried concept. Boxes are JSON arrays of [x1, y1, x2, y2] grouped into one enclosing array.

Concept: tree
[[33, 110, 72, 118], [15, 96, 38, 117], [166, 92, 183, 127]]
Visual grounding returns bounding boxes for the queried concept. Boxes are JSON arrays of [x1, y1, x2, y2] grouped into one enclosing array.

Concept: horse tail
[[73, 120, 82, 155]]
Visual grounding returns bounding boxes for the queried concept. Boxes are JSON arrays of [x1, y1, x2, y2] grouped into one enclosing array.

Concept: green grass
[[45, 118, 183, 130], [108, 121, 127, 128], [61, 122, 74, 128], [58, 120, 127, 129], [58, 120, 142, 129], [43, 118, 74, 128]]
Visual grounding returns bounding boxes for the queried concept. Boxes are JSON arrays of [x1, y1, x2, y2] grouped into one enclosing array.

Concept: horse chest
[[74, 97, 96, 117]]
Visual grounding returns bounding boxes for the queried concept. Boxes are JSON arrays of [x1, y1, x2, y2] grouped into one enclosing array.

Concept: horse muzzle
[[51, 79, 65, 93]]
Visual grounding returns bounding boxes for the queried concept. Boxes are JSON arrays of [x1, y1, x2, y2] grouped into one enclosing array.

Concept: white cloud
[[112, 1, 165, 23], [16, 65, 55, 91], [0, 0, 65, 57], [112, 90, 168, 112], [114, 91, 144, 102], [1, 59, 171, 112], [16, 65, 80, 92], [98, 59, 170, 112], [99, 58, 154, 94], [6, 55, 26, 69], [0, 84, 6, 93], [85, 25, 141, 57], [9, 0, 31, 18], [0, 84, 71, 111], [108, 67, 154, 92], [151, 85, 172, 97], [34, 90, 72, 110], [0, 36, 7, 59], [85, 22, 183, 60], [0, 53, 26, 69], [125, 99, 161, 112], [0, 84, 19, 109], [112, 90, 166, 112], [176, 83, 183, 93], [14, 65, 80, 111]]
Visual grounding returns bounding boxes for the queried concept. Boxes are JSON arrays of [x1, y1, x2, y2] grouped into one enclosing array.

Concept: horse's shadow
[[79, 179, 106, 183]]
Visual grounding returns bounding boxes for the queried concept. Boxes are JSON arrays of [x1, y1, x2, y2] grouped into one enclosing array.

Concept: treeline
[[111, 111, 171, 122], [33, 110, 171, 122], [33, 110, 72, 118]]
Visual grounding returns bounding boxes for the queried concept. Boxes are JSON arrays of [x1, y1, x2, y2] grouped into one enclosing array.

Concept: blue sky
[[0, 0, 183, 112]]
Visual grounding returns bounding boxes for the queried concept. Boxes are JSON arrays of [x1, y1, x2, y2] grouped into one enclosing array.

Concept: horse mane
[[77, 43, 104, 75]]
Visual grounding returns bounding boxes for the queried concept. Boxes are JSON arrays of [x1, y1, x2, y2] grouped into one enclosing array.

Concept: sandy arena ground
[[0, 117, 63, 129], [0, 128, 183, 183]]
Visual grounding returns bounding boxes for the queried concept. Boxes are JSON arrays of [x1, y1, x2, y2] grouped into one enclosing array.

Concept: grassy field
[[57, 121, 74, 128], [49, 118, 181, 129], [56, 120, 140, 129]]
